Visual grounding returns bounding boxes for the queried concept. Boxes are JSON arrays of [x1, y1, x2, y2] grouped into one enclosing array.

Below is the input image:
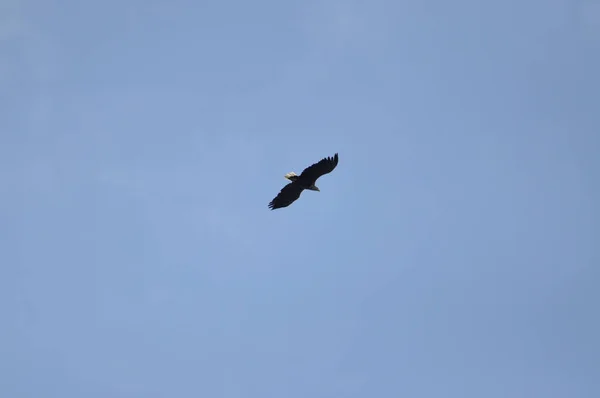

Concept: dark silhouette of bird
[[268, 153, 339, 210]]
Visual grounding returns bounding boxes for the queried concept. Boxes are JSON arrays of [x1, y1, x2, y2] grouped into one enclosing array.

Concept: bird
[[268, 153, 339, 210]]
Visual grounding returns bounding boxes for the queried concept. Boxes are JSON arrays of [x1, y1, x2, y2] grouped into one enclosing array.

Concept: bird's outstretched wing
[[299, 153, 339, 183], [268, 182, 304, 210]]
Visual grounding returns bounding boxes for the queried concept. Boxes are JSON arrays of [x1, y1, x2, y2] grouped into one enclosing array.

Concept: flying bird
[[268, 153, 339, 210]]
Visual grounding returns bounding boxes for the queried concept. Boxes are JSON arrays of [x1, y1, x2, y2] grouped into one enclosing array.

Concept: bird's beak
[[315, 187, 320, 191]]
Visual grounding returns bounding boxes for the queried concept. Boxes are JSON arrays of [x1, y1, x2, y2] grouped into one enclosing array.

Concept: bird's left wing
[[268, 182, 304, 210]]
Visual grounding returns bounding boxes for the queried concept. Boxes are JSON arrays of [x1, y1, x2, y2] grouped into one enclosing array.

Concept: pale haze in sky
[[1, 0, 599, 397]]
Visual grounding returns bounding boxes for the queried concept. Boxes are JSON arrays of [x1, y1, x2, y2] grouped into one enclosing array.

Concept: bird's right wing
[[268, 182, 304, 210], [299, 153, 339, 182]]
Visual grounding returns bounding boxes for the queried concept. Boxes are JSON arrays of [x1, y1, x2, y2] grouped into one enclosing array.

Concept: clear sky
[[2, 0, 599, 397]]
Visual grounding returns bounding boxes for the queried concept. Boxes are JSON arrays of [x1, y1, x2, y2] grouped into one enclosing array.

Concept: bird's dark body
[[268, 153, 339, 210], [286, 174, 315, 189]]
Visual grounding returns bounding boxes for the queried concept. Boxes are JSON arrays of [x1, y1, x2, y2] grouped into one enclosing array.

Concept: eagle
[[268, 153, 339, 210]]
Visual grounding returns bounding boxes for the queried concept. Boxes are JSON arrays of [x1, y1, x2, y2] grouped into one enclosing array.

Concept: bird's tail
[[284, 172, 298, 181]]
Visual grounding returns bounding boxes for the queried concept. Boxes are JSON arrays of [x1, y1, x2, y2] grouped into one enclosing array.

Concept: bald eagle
[[268, 153, 339, 210]]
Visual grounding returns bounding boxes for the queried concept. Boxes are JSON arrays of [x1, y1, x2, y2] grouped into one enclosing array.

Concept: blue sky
[[1, 0, 599, 396]]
